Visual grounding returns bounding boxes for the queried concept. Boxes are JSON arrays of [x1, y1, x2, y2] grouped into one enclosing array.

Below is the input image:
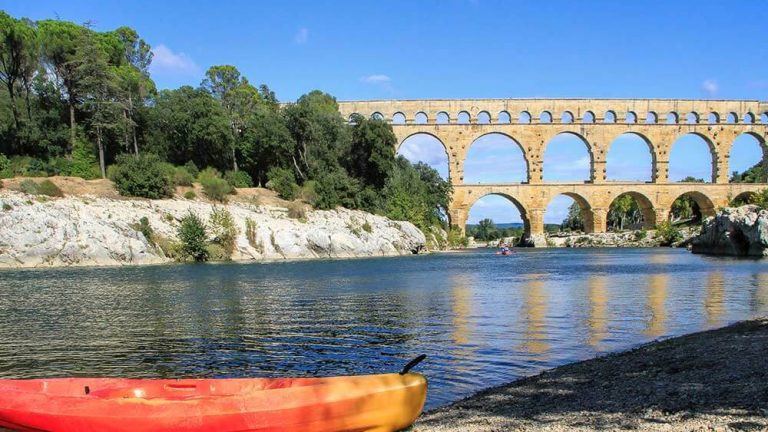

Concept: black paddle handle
[[399, 354, 427, 375]]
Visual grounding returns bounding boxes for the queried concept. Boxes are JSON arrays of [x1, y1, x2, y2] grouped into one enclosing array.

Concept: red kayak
[[0, 370, 427, 432]]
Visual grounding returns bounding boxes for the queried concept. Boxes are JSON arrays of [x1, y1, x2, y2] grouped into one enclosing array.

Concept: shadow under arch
[[396, 131, 451, 181], [542, 131, 595, 182], [670, 132, 718, 182], [464, 132, 529, 184], [606, 132, 657, 182], [669, 190, 716, 220], [544, 192, 596, 233], [731, 191, 759, 206], [465, 192, 532, 244], [607, 191, 656, 230]]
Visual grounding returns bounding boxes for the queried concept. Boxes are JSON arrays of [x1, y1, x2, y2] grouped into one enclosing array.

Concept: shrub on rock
[[110, 154, 174, 199], [224, 170, 254, 188], [266, 167, 297, 200], [198, 168, 233, 201], [178, 212, 209, 262], [36, 180, 63, 197]]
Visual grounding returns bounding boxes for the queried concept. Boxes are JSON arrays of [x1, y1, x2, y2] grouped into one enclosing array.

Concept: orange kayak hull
[[0, 373, 427, 432]]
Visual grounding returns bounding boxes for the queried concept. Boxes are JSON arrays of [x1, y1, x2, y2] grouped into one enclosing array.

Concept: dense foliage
[[109, 153, 173, 199], [0, 12, 452, 233], [466, 219, 524, 242], [178, 212, 208, 262], [731, 162, 767, 184]]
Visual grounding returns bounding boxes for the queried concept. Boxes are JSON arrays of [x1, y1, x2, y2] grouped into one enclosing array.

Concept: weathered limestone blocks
[[692, 205, 768, 257]]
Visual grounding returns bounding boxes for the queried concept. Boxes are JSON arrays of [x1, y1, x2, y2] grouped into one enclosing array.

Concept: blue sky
[[4, 0, 766, 224]]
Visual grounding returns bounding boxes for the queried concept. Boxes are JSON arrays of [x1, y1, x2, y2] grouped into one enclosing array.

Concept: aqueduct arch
[[466, 193, 531, 237], [339, 99, 768, 241]]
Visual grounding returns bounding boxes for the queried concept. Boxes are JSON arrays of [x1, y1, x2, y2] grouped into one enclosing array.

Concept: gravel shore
[[416, 318, 768, 431]]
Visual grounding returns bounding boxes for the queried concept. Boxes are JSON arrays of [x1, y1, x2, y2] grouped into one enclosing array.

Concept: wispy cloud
[[702, 79, 718, 97], [294, 28, 309, 44], [149, 44, 200, 76], [360, 74, 391, 84], [360, 73, 395, 94]]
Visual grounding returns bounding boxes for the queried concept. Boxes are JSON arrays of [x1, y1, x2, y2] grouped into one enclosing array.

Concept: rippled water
[[0, 248, 767, 409]]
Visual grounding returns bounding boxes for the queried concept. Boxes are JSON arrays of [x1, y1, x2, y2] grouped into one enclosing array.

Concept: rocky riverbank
[[0, 190, 425, 268], [416, 318, 768, 431], [544, 226, 699, 248], [692, 205, 768, 257], [480, 227, 700, 249]]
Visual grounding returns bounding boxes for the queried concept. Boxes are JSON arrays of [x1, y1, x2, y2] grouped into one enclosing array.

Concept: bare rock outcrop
[[0, 192, 426, 268], [691, 205, 768, 257]]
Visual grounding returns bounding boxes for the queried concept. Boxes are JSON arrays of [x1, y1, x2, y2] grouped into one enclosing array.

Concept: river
[[0, 248, 766, 409]]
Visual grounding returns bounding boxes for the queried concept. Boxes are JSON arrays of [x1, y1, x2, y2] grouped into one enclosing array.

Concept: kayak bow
[[0, 371, 427, 432]]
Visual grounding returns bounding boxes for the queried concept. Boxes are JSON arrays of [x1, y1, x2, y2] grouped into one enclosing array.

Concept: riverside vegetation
[[0, 11, 456, 253]]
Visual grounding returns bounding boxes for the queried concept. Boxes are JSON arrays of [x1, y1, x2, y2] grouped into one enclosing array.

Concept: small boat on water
[[0, 357, 427, 432]]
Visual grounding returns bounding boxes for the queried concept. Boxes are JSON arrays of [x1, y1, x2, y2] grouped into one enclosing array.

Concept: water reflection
[[587, 274, 609, 349], [0, 249, 766, 409], [705, 272, 725, 326], [451, 275, 473, 346], [521, 274, 549, 357], [751, 273, 768, 316], [645, 253, 669, 338]]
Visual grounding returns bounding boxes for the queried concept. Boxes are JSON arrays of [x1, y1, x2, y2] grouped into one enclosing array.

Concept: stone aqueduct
[[337, 99, 768, 241]]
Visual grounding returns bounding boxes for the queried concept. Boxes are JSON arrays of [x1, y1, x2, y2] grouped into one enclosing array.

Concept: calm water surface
[[0, 248, 767, 409]]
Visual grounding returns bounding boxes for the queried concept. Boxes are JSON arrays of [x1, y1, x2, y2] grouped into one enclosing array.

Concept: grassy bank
[[416, 318, 768, 431]]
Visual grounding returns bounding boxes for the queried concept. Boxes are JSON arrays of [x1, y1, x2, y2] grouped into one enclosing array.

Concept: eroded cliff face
[[0, 192, 426, 268], [692, 205, 768, 257]]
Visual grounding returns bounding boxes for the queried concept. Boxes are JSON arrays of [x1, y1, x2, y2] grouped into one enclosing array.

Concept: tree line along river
[[0, 248, 766, 409]]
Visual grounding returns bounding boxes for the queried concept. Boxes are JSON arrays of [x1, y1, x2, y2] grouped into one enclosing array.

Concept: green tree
[[178, 212, 209, 262], [414, 162, 452, 225], [38, 19, 84, 153], [0, 12, 38, 148], [145, 86, 232, 170], [344, 114, 396, 188], [202, 65, 264, 172], [382, 158, 430, 227], [283, 90, 348, 181], [72, 29, 124, 177], [608, 194, 641, 231], [475, 218, 497, 241], [731, 162, 768, 184], [238, 105, 293, 185], [670, 194, 702, 222], [314, 169, 361, 210], [561, 202, 584, 231], [266, 166, 298, 200], [110, 153, 173, 198], [113, 26, 155, 155]]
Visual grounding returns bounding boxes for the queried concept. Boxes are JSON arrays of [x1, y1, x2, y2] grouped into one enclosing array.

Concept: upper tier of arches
[[339, 99, 768, 126]]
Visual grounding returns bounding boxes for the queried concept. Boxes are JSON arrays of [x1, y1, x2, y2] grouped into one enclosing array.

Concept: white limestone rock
[[0, 191, 426, 268], [692, 205, 768, 257]]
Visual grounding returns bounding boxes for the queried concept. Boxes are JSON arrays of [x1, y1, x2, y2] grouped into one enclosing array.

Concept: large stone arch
[[731, 191, 759, 205], [601, 190, 657, 231], [541, 131, 595, 182], [463, 131, 530, 183], [605, 131, 658, 182], [666, 190, 716, 220], [464, 192, 532, 244], [544, 192, 598, 233], [670, 132, 719, 183], [395, 131, 454, 182], [729, 131, 768, 175]]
